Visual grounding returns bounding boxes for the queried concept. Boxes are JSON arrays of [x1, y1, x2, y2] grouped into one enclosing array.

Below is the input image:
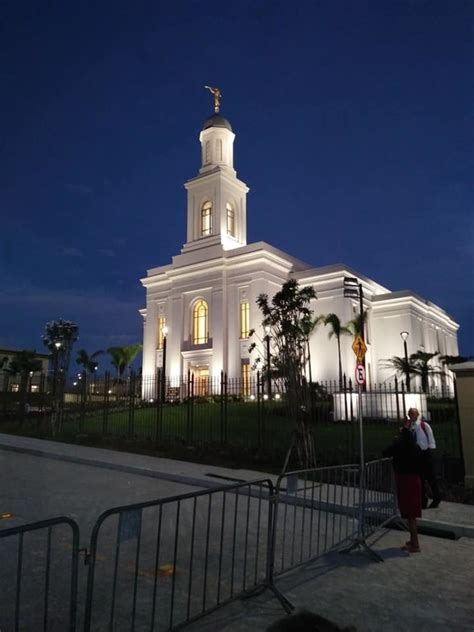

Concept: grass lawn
[[1, 400, 460, 467]]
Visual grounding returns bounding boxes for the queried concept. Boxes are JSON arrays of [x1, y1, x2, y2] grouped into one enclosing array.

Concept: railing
[[0, 459, 399, 631], [0, 516, 80, 632], [83, 479, 274, 632]]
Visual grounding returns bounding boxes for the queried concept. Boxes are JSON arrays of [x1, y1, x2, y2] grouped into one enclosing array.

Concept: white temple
[[140, 106, 459, 394]]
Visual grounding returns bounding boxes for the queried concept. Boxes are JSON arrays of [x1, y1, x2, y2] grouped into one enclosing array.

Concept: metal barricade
[[272, 464, 361, 575], [0, 516, 80, 631], [83, 479, 274, 631], [271, 460, 398, 576], [362, 458, 398, 537]]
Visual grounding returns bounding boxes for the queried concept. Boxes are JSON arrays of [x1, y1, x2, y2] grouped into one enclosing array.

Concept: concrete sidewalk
[[1, 433, 473, 631], [1, 432, 472, 539]]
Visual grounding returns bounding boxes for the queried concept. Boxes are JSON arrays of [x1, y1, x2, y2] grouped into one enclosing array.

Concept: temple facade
[[140, 110, 459, 393]]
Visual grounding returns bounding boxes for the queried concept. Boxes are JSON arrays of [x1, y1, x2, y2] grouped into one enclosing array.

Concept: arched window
[[226, 202, 235, 237], [216, 139, 223, 161], [201, 201, 212, 237], [193, 300, 209, 344], [205, 141, 211, 164]]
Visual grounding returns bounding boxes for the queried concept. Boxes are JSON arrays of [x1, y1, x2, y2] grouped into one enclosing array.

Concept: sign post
[[341, 334, 382, 562]]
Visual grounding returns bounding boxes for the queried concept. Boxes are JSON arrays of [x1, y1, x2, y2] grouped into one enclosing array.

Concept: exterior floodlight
[[250, 394, 255, 401], [275, 393, 281, 400], [54, 341, 61, 349], [263, 394, 269, 401]]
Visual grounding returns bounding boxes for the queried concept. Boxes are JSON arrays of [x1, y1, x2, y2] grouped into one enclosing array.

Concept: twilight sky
[[1, 0, 472, 369]]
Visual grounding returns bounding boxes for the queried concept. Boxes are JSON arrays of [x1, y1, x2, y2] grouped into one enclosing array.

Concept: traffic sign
[[352, 335, 367, 362], [355, 363, 366, 385]]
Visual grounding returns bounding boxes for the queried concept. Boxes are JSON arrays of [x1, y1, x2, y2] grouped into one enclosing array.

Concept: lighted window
[[193, 300, 209, 344], [205, 141, 211, 164], [157, 316, 166, 350], [216, 138, 223, 161], [240, 301, 250, 339], [241, 363, 251, 397], [31, 384, 40, 393], [201, 201, 212, 237], [226, 203, 235, 237], [10, 383, 19, 393]]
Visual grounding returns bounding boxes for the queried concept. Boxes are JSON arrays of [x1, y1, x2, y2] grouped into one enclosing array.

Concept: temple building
[[140, 105, 459, 393]]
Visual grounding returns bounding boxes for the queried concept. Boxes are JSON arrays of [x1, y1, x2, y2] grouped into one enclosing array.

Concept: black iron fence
[[0, 372, 462, 472], [0, 459, 398, 631]]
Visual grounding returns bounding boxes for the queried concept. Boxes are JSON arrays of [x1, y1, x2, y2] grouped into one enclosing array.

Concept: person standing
[[406, 407, 441, 508], [383, 427, 423, 553]]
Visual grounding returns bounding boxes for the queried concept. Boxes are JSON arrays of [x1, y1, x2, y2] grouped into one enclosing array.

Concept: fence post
[[220, 370, 225, 444], [102, 372, 110, 434], [257, 371, 262, 449], [128, 371, 135, 438], [79, 371, 87, 433], [343, 373, 348, 422], [400, 380, 406, 419], [186, 370, 192, 443], [394, 376, 400, 421], [224, 372, 228, 443]]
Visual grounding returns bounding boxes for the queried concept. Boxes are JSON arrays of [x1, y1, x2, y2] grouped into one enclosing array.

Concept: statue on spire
[[204, 85, 222, 113]]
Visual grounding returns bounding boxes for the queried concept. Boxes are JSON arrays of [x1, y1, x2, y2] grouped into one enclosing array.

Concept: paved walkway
[[1, 433, 473, 631]]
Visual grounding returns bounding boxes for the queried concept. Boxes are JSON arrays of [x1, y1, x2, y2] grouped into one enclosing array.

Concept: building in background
[[140, 110, 459, 393], [0, 347, 49, 393]]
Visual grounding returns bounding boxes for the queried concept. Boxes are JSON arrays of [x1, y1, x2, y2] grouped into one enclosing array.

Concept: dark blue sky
[[1, 0, 472, 368]]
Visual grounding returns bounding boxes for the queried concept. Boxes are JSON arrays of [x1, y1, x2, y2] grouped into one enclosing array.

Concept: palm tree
[[345, 310, 368, 338], [5, 351, 43, 419], [439, 354, 472, 367], [76, 349, 103, 375], [411, 351, 441, 393], [107, 344, 143, 379], [381, 350, 442, 393], [300, 314, 324, 384], [323, 314, 351, 387], [379, 355, 417, 389]]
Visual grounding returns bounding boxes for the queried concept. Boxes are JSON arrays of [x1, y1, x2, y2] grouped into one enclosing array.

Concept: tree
[[344, 310, 368, 338], [107, 344, 143, 379], [300, 314, 324, 384], [76, 349, 103, 374], [381, 350, 442, 393], [411, 351, 441, 393], [5, 351, 43, 420], [379, 355, 418, 388], [439, 354, 472, 367], [254, 279, 317, 469], [323, 314, 351, 388], [42, 319, 79, 434]]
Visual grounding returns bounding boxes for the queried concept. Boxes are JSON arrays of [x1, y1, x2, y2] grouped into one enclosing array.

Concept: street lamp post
[[264, 325, 272, 400], [161, 325, 168, 403], [400, 331, 410, 392]]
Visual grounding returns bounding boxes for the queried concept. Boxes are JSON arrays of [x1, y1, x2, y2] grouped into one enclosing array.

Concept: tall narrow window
[[216, 138, 223, 161], [240, 301, 250, 339], [205, 141, 211, 164], [193, 300, 208, 344], [201, 201, 212, 236], [226, 202, 235, 237], [156, 316, 166, 350], [241, 363, 251, 397]]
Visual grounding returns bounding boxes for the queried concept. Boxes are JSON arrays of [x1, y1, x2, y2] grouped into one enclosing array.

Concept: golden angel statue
[[204, 85, 222, 113]]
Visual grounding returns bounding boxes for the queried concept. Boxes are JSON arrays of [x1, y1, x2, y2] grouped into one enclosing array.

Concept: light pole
[[161, 325, 168, 403], [400, 331, 410, 392], [264, 325, 272, 400]]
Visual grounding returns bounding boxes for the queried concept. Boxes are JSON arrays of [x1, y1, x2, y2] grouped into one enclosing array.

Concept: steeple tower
[[181, 93, 249, 253]]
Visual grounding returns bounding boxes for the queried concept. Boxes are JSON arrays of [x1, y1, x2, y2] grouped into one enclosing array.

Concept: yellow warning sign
[[352, 335, 367, 362]]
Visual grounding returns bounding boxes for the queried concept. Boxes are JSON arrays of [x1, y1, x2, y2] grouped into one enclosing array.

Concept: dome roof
[[201, 114, 233, 132]]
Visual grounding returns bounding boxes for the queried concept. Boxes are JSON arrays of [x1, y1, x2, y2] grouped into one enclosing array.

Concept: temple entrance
[[192, 366, 209, 396]]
